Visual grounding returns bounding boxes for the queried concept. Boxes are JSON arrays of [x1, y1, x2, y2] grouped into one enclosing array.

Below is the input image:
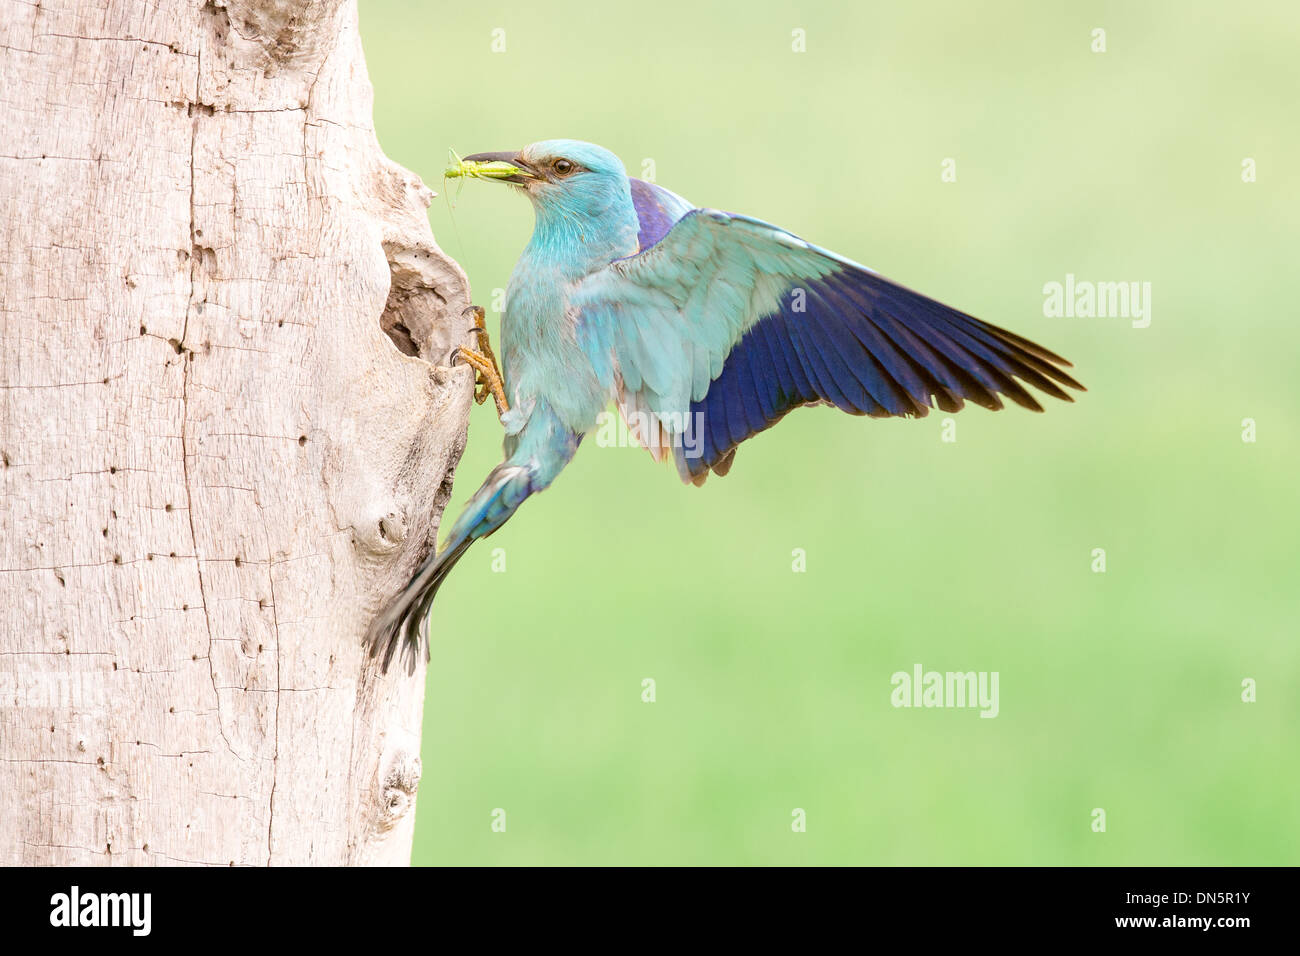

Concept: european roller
[[368, 139, 1083, 672]]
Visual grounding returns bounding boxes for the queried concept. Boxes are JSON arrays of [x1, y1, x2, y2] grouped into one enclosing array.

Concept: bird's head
[[449, 139, 638, 260]]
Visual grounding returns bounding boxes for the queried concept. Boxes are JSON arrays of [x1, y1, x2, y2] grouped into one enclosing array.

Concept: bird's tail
[[366, 461, 535, 674]]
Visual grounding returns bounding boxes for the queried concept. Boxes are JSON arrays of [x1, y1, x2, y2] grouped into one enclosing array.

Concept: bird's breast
[[501, 274, 608, 435]]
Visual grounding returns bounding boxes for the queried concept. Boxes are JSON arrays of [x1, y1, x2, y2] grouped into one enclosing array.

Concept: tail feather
[[368, 537, 474, 675], [367, 402, 582, 675], [366, 462, 533, 674]]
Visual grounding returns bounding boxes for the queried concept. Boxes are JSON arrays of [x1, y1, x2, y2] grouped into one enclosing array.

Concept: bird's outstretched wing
[[573, 208, 1084, 484]]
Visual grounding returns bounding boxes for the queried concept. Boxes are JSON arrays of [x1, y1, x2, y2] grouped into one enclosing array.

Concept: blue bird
[[368, 139, 1083, 672]]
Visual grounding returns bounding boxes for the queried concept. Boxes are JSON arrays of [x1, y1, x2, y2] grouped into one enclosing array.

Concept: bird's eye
[[552, 159, 574, 176]]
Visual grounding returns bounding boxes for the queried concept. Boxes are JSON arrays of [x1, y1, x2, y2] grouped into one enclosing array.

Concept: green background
[[363, 1, 1298, 864]]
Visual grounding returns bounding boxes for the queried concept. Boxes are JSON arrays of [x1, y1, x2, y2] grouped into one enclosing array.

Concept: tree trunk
[[0, 0, 472, 865]]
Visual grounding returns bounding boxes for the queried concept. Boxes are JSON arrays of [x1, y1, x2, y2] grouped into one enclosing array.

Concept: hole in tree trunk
[[380, 240, 453, 360]]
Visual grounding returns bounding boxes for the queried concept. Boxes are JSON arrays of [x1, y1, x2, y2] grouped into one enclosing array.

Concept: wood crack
[[263, 513, 282, 865], [179, 46, 240, 764]]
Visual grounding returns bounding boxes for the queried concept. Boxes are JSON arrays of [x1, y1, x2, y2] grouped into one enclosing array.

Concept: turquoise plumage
[[368, 139, 1083, 672]]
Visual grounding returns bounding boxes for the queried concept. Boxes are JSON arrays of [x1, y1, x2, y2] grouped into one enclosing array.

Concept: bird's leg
[[455, 305, 509, 419], [456, 347, 509, 414]]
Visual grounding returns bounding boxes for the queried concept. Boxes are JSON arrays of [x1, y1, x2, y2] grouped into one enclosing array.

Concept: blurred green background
[[364, 0, 1298, 864]]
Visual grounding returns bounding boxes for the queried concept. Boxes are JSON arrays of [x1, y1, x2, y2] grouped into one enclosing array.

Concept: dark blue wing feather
[[572, 209, 1083, 485]]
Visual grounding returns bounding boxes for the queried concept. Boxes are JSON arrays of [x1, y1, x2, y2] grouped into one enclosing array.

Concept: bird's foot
[[457, 346, 509, 415], [456, 305, 509, 419]]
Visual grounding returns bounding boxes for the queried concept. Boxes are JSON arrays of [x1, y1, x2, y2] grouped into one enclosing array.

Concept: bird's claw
[[456, 306, 509, 420]]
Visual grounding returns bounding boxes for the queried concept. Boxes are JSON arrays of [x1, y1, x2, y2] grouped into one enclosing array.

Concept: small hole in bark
[[113, 554, 122, 565], [378, 515, 402, 543], [165, 503, 173, 512], [233, 556, 241, 568], [109, 466, 117, 475], [182, 604, 188, 611], [170, 552, 177, 558], [101, 528, 108, 537], [298, 435, 307, 446], [102, 377, 109, 385], [140, 324, 147, 335]]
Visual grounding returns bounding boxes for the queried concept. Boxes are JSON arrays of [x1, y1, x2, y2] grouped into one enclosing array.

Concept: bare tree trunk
[[0, 0, 471, 865]]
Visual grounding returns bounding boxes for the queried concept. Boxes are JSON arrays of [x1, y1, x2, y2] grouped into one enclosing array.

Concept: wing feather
[[573, 208, 1083, 483]]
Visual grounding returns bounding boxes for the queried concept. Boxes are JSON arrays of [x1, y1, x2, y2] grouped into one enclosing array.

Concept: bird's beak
[[446, 150, 539, 185]]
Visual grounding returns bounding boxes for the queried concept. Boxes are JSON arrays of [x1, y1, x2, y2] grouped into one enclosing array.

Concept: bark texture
[[0, 0, 473, 865]]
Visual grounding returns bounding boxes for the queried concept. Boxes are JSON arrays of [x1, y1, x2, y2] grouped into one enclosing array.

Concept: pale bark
[[0, 0, 473, 865]]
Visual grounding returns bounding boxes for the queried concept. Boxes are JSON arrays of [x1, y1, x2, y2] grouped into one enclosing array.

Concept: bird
[[367, 139, 1084, 673]]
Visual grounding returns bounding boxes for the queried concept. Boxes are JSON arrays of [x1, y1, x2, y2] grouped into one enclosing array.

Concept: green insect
[[443, 148, 526, 189]]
